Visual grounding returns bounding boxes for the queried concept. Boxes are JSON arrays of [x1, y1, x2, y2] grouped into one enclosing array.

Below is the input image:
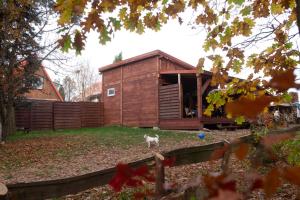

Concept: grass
[[1, 126, 209, 179], [8, 126, 203, 147]]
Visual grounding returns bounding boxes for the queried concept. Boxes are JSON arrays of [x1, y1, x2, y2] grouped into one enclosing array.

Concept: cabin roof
[[99, 50, 197, 73]]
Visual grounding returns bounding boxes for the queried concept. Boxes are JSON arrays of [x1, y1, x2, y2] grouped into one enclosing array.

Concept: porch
[[158, 70, 234, 130], [159, 117, 234, 130]]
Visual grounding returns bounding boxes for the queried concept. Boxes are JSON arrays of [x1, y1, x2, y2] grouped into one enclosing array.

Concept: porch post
[[197, 74, 202, 119], [178, 74, 182, 119]]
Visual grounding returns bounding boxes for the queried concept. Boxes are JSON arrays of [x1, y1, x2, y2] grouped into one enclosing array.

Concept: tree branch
[[296, 0, 300, 35]]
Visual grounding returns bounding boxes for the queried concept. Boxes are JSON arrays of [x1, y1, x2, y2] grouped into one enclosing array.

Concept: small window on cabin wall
[[107, 88, 116, 97], [33, 76, 44, 90]]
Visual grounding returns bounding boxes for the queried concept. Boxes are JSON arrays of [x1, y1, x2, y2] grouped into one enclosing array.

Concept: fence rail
[[15, 101, 104, 131], [3, 135, 252, 200]]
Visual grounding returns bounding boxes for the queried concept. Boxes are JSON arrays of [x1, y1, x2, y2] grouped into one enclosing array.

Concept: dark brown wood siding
[[122, 57, 158, 127], [159, 84, 180, 119], [102, 68, 121, 125], [31, 101, 53, 130], [15, 101, 103, 130], [53, 102, 81, 129], [81, 102, 103, 127], [159, 57, 190, 71], [159, 118, 201, 130], [15, 103, 31, 130], [102, 57, 159, 127]]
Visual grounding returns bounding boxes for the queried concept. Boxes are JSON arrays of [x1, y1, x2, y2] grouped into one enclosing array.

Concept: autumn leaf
[[250, 178, 263, 191], [73, 30, 85, 54], [281, 166, 300, 186], [109, 163, 154, 192], [210, 189, 241, 200], [225, 95, 278, 119], [196, 57, 205, 74], [234, 143, 249, 160], [264, 168, 282, 198], [261, 133, 295, 148], [58, 34, 72, 52], [268, 69, 297, 92], [210, 144, 229, 160], [162, 157, 176, 167]]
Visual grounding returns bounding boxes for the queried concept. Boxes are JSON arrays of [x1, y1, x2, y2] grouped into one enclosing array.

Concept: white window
[[107, 88, 115, 96], [33, 76, 44, 90]]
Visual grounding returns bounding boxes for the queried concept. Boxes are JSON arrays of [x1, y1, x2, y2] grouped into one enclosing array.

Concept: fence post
[[221, 139, 231, 173], [155, 154, 165, 199], [0, 183, 7, 200], [29, 102, 32, 131], [52, 102, 55, 131]]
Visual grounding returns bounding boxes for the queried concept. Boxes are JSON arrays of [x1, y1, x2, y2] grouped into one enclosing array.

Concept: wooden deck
[[201, 116, 234, 124], [159, 117, 234, 130], [159, 119, 201, 130]]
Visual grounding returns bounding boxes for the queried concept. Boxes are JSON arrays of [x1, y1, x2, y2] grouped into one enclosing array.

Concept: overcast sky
[[45, 19, 211, 81], [44, 15, 299, 91]]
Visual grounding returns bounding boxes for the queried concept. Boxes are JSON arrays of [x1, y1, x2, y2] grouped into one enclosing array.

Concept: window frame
[[107, 88, 116, 97], [33, 76, 44, 90]]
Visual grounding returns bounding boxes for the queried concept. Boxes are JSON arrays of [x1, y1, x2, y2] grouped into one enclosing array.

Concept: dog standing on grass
[[144, 134, 159, 148]]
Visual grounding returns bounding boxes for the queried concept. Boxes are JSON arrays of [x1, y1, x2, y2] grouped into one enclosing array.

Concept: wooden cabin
[[99, 50, 232, 130]]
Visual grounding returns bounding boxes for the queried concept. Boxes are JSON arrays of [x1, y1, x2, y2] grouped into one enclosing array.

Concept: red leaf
[[264, 168, 282, 198], [126, 178, 143, 187], [282, 166, 300, 186], [269, 69, 297, 92], [222, 180, 236, 191], [251, 178, 263, 191], [133, 192, 145, 199], [162, 157, 176, 167], [116, 163, 134, 176], [109, 173, 127, 192], [210, 189, 242, 200], [225, 95, 278, 119], [133, 165, 149, 176], [261, 133, 295, 147], [246, 173, 263, 191], [143, 174, 156, 182], [204, 173, 236, 198], [109, 163, 135, 192], [109, 163, 154, 192], [234, 143, 250, 160], [210, 145, 229, 160]]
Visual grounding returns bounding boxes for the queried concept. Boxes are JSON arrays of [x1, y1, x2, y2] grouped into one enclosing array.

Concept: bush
[[274, 138, 300, 166]]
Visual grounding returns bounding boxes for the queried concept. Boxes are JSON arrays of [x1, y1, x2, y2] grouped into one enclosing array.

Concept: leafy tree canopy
[[55, 0, 300, 123], [0, 0, 55, 139]]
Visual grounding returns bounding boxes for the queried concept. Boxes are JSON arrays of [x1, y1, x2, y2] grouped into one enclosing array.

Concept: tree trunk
[[0, 121, 2, 142], [296, 0, 300, 35], [2, 104, 16, 141]]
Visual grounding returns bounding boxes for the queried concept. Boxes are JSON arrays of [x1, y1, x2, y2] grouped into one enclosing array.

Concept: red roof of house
[[99, 50, 196, 72], [41, 66, 64, 101], [18, 61, 63, 101]]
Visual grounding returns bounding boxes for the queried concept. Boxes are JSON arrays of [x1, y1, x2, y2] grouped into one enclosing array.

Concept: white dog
[[144, 134, 159, 148]]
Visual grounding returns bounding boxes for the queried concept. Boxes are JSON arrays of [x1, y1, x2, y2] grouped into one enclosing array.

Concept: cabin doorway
[[159, 74, 199, 119], [181, 76, 197, 118]]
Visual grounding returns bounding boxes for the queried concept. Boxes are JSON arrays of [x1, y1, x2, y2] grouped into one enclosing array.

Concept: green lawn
[[8, 126, 205, 147], [8, 126, 211, 150], [1, 126, 211, 183]]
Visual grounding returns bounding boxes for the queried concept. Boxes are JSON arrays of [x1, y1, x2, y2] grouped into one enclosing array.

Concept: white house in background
[[73, 81, 102, 102]]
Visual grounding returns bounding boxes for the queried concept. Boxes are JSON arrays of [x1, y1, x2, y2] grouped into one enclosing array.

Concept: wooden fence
[[15, 101, 104, 131], [2, 135, 253, 200]]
